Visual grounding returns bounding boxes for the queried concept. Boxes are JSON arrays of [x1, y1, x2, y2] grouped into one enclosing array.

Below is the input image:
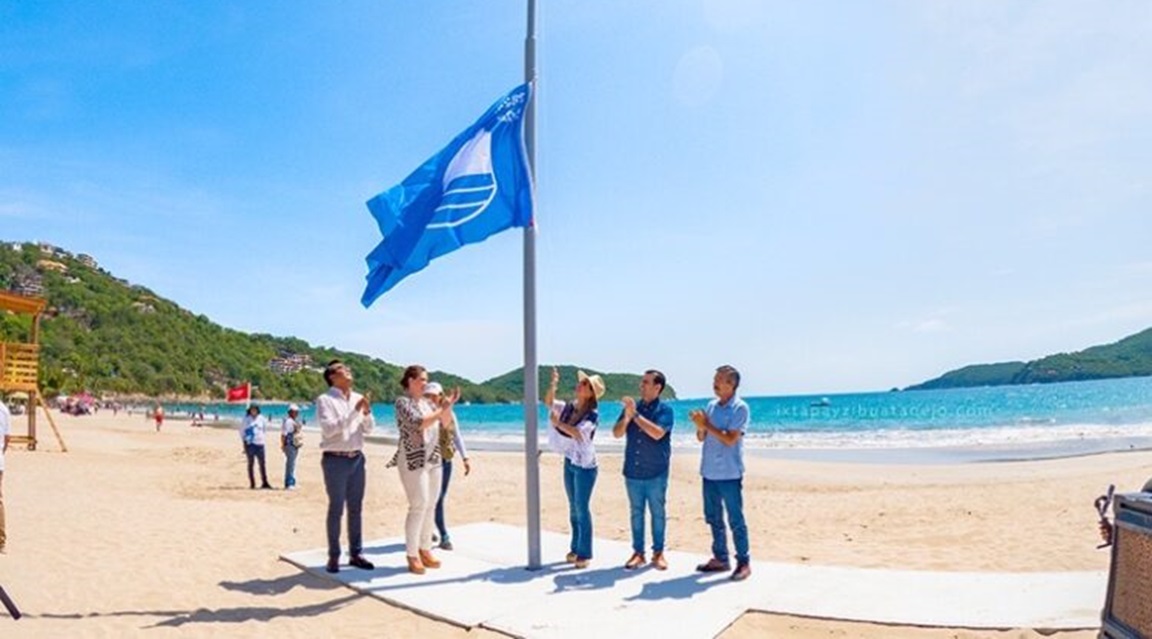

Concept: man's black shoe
[[325, 558, 339, 574], [349, 555, 375, 570]]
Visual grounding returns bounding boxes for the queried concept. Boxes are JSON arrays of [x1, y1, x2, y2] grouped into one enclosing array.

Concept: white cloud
[[896, 311, 953, 334], [915, 2, 1152, 155], [1057, 300, 1152, 332], [701, 0, 770, 33], [0, 189, 51, 219], [673, 46, 723, 108], [341, 319, 521, 383], [1122, 261, 1152, 278]]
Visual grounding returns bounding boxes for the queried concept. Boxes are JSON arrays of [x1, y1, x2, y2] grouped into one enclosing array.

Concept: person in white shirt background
[[280, 404, 304, 490], [546, 367, 605, 569], [239, 405, 272, 490]]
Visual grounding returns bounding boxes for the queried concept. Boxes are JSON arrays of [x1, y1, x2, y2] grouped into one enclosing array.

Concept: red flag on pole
[[226, 382, 250, 403]]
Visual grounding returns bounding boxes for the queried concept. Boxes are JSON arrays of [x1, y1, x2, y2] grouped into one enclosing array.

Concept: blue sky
[[2, 1, 1150, 398]]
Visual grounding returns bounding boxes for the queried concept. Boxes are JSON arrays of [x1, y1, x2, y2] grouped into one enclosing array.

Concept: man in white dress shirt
[[317, 359, 375, 573]]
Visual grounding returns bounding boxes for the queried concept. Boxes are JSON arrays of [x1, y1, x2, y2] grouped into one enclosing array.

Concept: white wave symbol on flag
[[429, 129, 496, 229]]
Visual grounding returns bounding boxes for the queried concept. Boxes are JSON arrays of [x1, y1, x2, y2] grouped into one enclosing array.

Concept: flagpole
[[523, 0, 542, 570]]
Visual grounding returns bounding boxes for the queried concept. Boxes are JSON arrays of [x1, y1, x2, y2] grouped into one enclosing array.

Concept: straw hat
[[577, 370, 606, 400]]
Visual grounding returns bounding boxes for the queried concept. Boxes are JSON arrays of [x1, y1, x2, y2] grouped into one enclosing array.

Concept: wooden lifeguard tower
[[0, 290, 65, 451]]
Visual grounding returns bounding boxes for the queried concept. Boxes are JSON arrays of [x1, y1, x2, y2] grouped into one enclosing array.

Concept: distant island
[[906, 327, 1152, 390], [0, 240, 674, 403]]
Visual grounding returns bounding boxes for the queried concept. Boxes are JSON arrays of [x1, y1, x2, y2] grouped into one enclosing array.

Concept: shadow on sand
[[30, 593, 362, 628]]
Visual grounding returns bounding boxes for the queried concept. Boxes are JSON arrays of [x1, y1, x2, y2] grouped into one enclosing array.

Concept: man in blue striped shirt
[[690, 365, 751, 581]]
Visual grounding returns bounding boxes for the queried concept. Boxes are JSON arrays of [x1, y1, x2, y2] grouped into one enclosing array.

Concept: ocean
[[164, 376, 1152, 460]]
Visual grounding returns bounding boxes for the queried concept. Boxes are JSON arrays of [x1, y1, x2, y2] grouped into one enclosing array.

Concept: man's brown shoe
[[731, 562, 751, 581], [565, 552, 578, 564], [624, 552, 645, 570], [419, 549, 441, 569], [696, 557, 730, 573], [650, 552, 668, 571]]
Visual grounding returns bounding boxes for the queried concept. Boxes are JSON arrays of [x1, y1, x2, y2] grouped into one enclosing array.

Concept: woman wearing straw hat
[[546, 367, 605, 569]]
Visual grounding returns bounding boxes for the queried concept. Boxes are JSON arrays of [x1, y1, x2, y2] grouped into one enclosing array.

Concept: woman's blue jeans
[[434, 460, 453, 541], [563, 458, 597, 560]]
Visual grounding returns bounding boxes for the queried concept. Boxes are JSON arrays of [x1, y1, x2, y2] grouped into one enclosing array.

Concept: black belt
[[323, 450, 362, 458]]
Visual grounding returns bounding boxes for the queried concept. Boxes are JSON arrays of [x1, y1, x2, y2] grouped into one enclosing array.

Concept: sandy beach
[[1, 412, 1147, 638]]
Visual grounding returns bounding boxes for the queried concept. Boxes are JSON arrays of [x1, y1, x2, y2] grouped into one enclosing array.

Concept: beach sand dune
[[3, 413, 1145, 638]]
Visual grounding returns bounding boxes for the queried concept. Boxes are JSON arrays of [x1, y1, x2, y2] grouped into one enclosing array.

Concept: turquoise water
[[164, 376, 1152, 450]]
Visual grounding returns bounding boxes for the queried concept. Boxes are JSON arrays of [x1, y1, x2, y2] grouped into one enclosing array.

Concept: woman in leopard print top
[[389, 364, 459, 575]]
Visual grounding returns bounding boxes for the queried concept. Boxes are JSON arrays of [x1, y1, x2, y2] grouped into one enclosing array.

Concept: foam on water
[[166, 376, 1152, 457], [738, 421, 1152, 449]]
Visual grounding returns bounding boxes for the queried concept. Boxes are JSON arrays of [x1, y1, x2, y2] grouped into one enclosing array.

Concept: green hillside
[[0, 241, 406, 400], [0, 241, 646, 403], [482, 365, 676, 402], [907, 328, 1152, 390]]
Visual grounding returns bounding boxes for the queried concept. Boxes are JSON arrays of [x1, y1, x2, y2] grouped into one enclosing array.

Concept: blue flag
[[361, 83, 534, 307]]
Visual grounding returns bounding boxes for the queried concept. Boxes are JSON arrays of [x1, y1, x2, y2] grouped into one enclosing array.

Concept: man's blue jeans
[[283, 444, 299, 488], [563, 459, 597, 560], [321, 452, 366, 560], [625, 474, 668, 554], [702, 477, 749, 565]]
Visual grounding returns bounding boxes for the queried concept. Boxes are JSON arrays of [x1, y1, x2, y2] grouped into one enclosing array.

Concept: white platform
[[281, 523, 1106, 638]]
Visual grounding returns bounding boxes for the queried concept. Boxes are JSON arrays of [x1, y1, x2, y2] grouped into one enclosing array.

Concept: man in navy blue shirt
[[613, 370, 674, 570]]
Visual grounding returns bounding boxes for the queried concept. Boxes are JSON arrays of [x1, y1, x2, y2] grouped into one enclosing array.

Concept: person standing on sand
[[612, 369, 674, 571], [690, 364, 752, 582], [388, 365, 460, 575], [152, 404, 164, 432], [0, 397, 10, 553], [426, 381, 470, 551], [240, 405, 273, 490], [280, 404, 303, 490], [546, 367, 604, 570], [317, 359, 375, 574]]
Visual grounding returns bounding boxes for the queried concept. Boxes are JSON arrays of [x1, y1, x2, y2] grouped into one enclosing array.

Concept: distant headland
[[906, 327, 1152, 390]]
